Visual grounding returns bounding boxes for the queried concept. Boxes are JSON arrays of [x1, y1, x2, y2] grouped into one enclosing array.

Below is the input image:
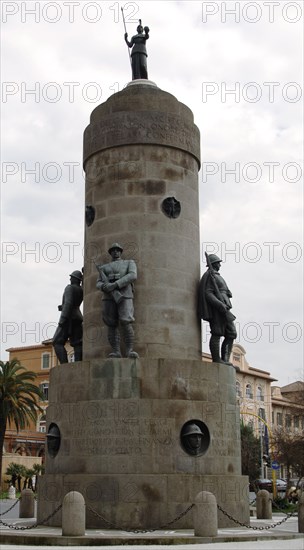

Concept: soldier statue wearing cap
[[53, 270, 83, 364], [96, 243, 138, 359], [198, 253, 237, 365]]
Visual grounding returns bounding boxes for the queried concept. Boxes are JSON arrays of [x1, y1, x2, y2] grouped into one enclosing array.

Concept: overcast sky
[[1, 0, 303, 387]]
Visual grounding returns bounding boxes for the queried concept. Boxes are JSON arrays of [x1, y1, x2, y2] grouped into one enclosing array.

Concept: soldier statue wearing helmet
[[181, 422, 205, 456], [198, 253, 237, 365], [124, 19, 150, 80], [53, 270, 83, 364], [96, 243, 138, 359]]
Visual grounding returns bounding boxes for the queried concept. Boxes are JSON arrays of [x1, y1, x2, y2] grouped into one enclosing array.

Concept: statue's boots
[[123, 324, 139, 359], [74, 345, 83, 362], [54, 344, 68, 364], [108, 327, 122, 358], [209, 336, 226, 364], [221, 338, 234, 366]]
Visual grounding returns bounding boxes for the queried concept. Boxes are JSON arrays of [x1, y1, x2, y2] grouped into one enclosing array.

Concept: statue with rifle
[[198, 253, 237, 365], [96, 243, 139, 359]]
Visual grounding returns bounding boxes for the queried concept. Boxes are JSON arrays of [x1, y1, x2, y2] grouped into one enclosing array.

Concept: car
[[276, 479, 287, 491], [250, 478, 273, 491], [258, 478, 273, 491], [250, 478, 287, 493]]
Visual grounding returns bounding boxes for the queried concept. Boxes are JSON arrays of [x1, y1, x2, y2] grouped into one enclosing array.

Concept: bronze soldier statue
[[198, 253, 237, 365], [53, 270, 83, 364], [124, 19, 150, 80], [96, 243, 138, 359]]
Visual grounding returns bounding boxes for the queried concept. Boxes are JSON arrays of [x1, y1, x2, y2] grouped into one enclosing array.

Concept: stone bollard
[[8, 485, 16, 499], [194, 491, 218, 537], [62, 491, 85, 536], [256, 490, 272, 519], [19, 489, 35, 518], [298, 491, 304, 533]]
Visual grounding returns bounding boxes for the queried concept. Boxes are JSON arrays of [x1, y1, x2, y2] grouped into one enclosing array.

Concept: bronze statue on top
[[124, 19, 150, 80], [198, 253, 237, 365]]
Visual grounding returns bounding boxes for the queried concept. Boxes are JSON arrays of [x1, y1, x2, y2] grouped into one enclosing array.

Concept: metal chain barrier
[[0, 497, 298, 534], [0, 498, 20, 516], [217, 503, 298, 531], [86, 503, 195, 533], [0, 502, 62, 531], [0, 500, 193, 534]]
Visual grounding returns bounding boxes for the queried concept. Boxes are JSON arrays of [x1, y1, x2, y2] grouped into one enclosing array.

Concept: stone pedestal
[[37, 359, 249, 528], [256, 490, 272, 519], [8, 486, 16, 499], [194, 491, 218, 537], [20, 489, 35, 518], [62, 491, 85, 536]]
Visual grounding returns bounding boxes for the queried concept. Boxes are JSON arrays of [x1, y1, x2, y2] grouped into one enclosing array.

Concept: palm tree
[[23, 467, 35, 490], [32, 462, 45, 492], [0, 359, 44, 490], [5, 461, 23, 489], [18, 464, 28, 490]]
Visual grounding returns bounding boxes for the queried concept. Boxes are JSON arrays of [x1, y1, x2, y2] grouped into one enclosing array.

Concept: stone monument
[[37, 40, 249, 529]]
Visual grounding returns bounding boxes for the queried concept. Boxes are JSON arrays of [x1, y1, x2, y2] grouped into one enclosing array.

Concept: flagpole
[[121, 7, 132, 67]]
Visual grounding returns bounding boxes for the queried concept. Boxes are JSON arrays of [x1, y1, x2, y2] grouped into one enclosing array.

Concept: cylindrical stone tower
[[83, 81, 201, 361]]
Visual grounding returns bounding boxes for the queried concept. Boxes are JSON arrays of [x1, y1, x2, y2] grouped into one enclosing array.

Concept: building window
[[236, 381, 242, 398], [277, 412, 283, 426], [258, 408, 266, 421], [257, 386, 264, 401], [285, 415, 291, 429], [245, 384, 253, 399], [38, 414, 46, 433], [294, 416, 299, 429], [40, 383, 49, 401], [41, 353, 50, 370], [272, 411, 274, 425]]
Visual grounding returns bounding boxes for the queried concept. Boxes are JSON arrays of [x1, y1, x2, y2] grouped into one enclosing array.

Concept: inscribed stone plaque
[[83, 112, 200, 167]]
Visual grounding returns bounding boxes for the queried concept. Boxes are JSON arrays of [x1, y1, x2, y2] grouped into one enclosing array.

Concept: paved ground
[[0, 539, 304, 550]]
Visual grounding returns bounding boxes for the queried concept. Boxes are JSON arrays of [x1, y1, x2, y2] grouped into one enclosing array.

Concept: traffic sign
[[272, 460, 280, 470]]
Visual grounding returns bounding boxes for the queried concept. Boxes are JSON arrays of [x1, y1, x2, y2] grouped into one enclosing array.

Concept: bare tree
[[272, 428, 304, 495]]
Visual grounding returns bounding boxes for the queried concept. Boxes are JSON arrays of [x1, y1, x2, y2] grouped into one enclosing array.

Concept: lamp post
[[259, 420, 264, 478]]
